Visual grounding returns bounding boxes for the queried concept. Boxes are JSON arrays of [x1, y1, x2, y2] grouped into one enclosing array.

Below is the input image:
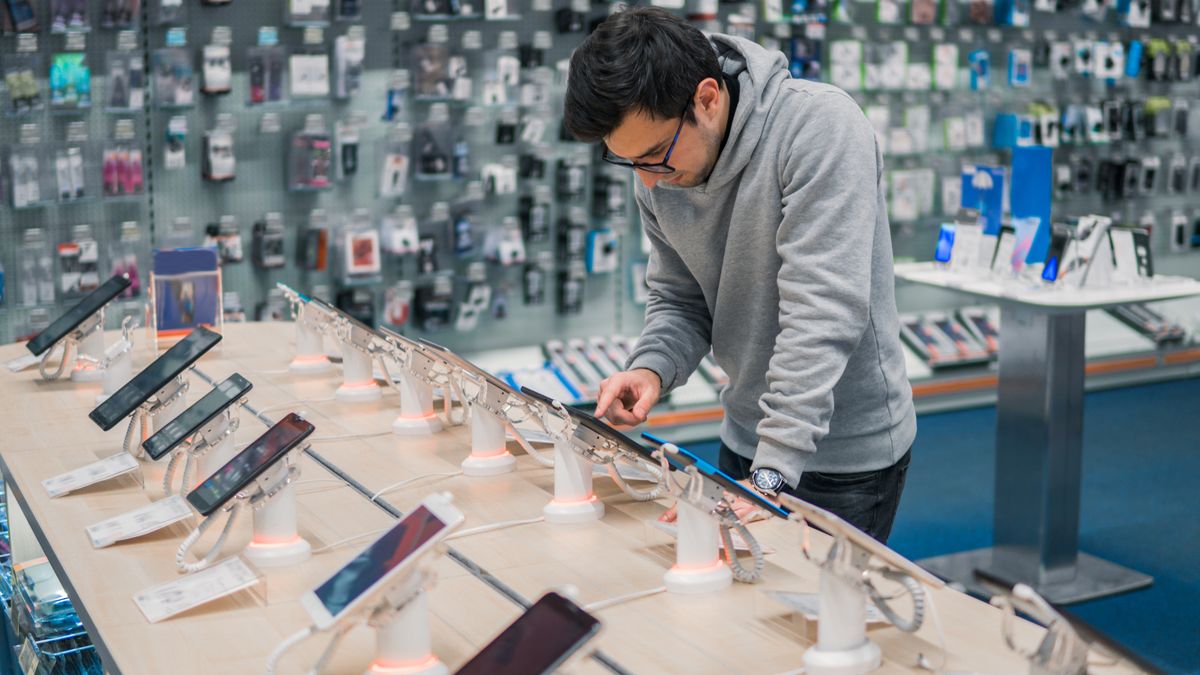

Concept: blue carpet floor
[[690, 376, 1200, 674]]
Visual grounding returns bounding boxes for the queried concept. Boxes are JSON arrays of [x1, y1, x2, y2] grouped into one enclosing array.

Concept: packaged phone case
[[106, 52, 145, 110], [4, 56, 43, 116], [49, 0, 89, 33], [247, 46, 287, 105], [49, 53, 92, 110], [152, 48, 195, 108]]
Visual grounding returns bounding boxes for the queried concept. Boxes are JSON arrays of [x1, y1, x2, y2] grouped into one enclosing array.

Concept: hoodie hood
[[698, 34, 792, 192]]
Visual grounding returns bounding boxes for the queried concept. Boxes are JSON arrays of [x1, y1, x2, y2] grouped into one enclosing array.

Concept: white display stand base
[[243, 483, 311, 568], [542, 439, 604, 524], [803, 642, 881, 675], [663, 498, 731, 594], [801, 565, 880, 675], [290, 309, 334, 374], [336, 348, 382, 403], [289, 354, 334, 374], [364, 591, 447, 675], [460, 406, 515, 476], [392, 377, 442, 436]]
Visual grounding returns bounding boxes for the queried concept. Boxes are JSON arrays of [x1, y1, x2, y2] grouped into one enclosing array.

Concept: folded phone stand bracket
[[39, 309, 106, 382], [332, 317, 382, 403]]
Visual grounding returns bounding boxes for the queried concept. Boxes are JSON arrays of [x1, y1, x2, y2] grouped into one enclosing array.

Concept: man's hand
[[593, 368, 662, 426]]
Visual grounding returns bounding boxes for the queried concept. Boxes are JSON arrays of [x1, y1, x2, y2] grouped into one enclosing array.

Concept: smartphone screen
[[520, 386, 657, 464], [186, 412, 313, 516], [642, 433, 790, 519], [311, 504, 447, 622], [26, 275, 131, 356], [142, 374, 252, 461], [89, 327, 222, 431], [455, 592, 600, 675]]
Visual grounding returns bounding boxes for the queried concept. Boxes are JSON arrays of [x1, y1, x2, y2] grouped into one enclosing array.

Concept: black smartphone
[[26, 275, 132, 356], [1040, 226, 1071, 282], [141, 374, 252, 461], [519, 386, 658, 465], [454, 592, 601, 675], [642, 433, 791, 519], [186, 412, 314, 516], [89, 327, 223, 431]]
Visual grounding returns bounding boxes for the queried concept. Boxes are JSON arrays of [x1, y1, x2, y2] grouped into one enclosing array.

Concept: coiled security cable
[[175, 501, 243, 574]]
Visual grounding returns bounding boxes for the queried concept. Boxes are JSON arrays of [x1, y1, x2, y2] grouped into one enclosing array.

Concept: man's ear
[[693, 76, 722, 120]]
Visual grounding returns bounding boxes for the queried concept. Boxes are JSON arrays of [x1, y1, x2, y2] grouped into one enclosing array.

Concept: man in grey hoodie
[[564, 7, 916, 542]]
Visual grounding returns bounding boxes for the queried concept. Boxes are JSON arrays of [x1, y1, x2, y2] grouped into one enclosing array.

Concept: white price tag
[[6, 353, 43, 373], [88, 496, 194, 549], [43, 453, 140, 498], [134, 557, 261, 624]]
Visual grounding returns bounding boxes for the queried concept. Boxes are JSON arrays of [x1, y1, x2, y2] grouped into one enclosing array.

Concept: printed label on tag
[[134, 557, 260, 623], [43, 453, 140, 498], [88, 496, 194, 549]]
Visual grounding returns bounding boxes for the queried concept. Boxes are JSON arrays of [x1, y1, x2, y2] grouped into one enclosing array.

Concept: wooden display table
[[0, 322, 1097, 674]]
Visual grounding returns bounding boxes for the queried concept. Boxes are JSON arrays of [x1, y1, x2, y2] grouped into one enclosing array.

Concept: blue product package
[[153, 247, 222, 339], [968, 49, 990, 90], [961, 164, 1006, 235], [1126, 40, 1143, 78], [1011, 146, 1053, 262], [993, 113, 1019, 148], [935, 224, 956, 262]]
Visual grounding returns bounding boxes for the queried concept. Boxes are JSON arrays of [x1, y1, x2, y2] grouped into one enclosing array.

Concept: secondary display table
[[896, 262, 1200, 603]]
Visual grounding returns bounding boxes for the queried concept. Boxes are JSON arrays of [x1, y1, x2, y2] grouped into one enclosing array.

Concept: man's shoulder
[[769, 80, 863, 128]]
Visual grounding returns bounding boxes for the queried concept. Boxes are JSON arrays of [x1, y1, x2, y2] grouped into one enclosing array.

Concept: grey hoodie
[[626, 34, 916, 486]]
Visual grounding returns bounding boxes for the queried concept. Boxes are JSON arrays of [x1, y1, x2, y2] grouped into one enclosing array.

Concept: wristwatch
[[750, 467, 786, 498]]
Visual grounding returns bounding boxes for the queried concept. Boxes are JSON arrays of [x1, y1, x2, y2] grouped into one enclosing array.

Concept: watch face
[[753, 469, 783, 493]]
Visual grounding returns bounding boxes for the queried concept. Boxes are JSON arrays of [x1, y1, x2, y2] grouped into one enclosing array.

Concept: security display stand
[[391, 374, 443, 436], [162, 411, 240, 496], [896, 263, 1200, 603], [124, 376, 190, 462], [988, 583, 1090, 675], [95, 319, 135, 404], [290, 303, 334, 374], [459, 403, 516, 476], [803, 545, 881, 675], [363, 583, 447, 675], [332, 317, 383, 403], [37, 311, 105, 382], [152, 376, 191, 434], [70, 314, 106, 383], [243, 460, 311, 568], [542, 437, 605, 524], [662, 473, 731, 595]]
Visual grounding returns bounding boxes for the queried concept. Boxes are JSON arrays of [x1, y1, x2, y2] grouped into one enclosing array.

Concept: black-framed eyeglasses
[[600, 107, 688, 175]]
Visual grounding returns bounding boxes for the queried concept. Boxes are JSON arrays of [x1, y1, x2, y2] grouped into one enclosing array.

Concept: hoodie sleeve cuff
[[750, 439, 809, 490], [626, 351, 678, 392]]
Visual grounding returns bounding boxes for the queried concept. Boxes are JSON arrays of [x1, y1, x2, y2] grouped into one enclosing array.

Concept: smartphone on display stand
[[642, 433, 791, 519], [300, 493, 464, 629], [26, 275, 131, 356], [454, 592, 601, 675], [141, 373, 252, 461], [519, 386, 658, 465], [88, 327, 223, 431], [185, 412, 314, 516]]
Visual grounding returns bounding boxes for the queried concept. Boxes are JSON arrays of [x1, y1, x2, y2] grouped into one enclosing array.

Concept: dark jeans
[[719, 444, 911, 544]]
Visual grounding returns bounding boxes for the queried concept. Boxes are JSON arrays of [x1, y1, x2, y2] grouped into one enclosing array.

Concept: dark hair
[[563, 6, 721, 143]]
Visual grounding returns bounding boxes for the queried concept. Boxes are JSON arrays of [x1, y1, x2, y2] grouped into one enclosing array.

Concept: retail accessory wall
[[0, 0, 1196, 349]]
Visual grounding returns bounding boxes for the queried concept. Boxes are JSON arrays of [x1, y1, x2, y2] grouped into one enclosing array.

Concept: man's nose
[[637, 169, 663, 189]]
